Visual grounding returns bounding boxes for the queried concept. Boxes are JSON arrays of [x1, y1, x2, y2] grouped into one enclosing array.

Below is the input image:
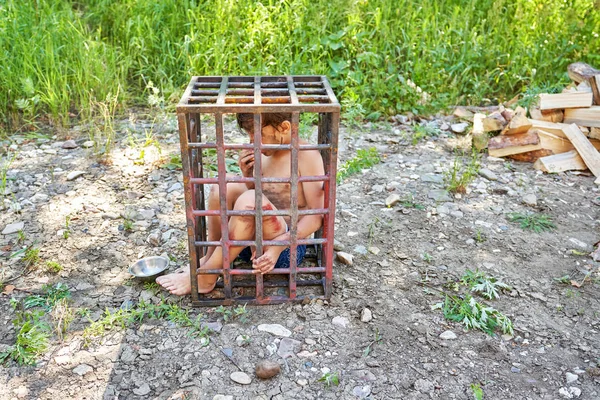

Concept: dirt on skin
[[0, 114, 599, 400]]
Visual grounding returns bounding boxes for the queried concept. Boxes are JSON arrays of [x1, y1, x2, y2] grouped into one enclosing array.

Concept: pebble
[[146, 232, 161, 247], [511, 366, 521, 373], [277, 338, 301, 358], [451, 122, 469, 134], [428, 189, 452, 202], [297, 379, 308, 386], [414, 378, 435, 393], [255, 360, 281, 379], [82, 140, 95, 148], [354, 245, 368, 255], [439, 330, 457, 340], [421, 174, 444, 184], [133, 383, 151, 396], [61, 140, 78, 149], [361, 308, 373, 323], [352, 386, 372, 398], [305, 338, 316, 345], [332, 316, 350, 328], [236, 335, 250, 346], [257, 324, 292, 337], [566, 372, 578, 384], [72, 364, 94, 376], [336, 252, 353, 266], [333, 239, 344, 251], [2, 221, 24, 235], [450, 210, 464, 218], [479, 168, 498, 181], [522, 193, 537, 206], [168, 182, 183, 193], [213, 396, 234, 400], [230, 371, 252, 385], [559, 387, 582, 398], [568, 238, 593, 252], [67, 171, 86, 181], [368, 246, 380, 255], [385, 194, 401, 207], [13, 386, 28, 399]]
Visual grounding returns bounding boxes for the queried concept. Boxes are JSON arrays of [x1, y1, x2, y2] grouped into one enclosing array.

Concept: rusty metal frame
[[177, 76, 339, 306]]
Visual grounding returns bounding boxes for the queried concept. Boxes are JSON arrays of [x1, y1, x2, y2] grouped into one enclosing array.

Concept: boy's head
[[236, 113, 292, 150]]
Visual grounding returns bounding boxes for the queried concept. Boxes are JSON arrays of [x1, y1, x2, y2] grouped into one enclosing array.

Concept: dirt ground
[[1, 113, 599, 400]]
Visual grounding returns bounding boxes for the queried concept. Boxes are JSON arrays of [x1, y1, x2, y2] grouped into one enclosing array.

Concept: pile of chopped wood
[[469, 62, 600, 185]]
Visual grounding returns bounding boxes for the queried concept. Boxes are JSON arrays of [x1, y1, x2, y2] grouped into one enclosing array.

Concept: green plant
[[517, 81, 568, 112], [470, 383, 484, 400], [363, 328, 382, 357], [51, 298, 74, 340], [232, 304, 249, 323], [0, 151, 17, 197], [434, 295, 513, 336], [63, 215, 71, 239], [24, 283, 71, 310], [401, 194, 425, 210], [123, 219, 134, 232], [460, 269, 511, 300], [161, 153, 183, 171], [23, 246, 40, 267], [474, 229, 486, 243], [0, 310, 51, 366], [299, 113, 317, 139], [45, 261, 63, 274], [143, 281, 161, 295], [87, 87, 121, 157], [214, 305, 233, 321], [445, 150, 480, 194], [17, 230, 26, 243], [421, 252, 433, 263], [412, 123, 440, 145], [337, 148, 381, 183], [318, 372, 340, 387], [508, 212, 556, 233], [554, 275, 571, 284]]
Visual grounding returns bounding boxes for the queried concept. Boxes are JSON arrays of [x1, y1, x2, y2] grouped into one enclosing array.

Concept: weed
[[474, 229, 486, 243], [445, 150, 480, 194], [460, 269, 511, 300], [318, 371, 340, 387], [0, 310, 51, 366], [554, 275, 571, 284], [24, 283, 71, 310], [51, 298, 75, 340], [363, 328, 383, 357], [143, 282, 161, 295], [421, 253, 433, 263], [23, 246, 40, 267], [367, 217, 380, 247], [412, 123, 440, 145], [471, 383, 484, 400], [401, 194, 425, 210], [45, 261, 63, 274], [123, 219, 134, 232], [63, 216, 71, 239], [87, 87, 121, 158], [337, 148, 381, 183], [17, 230, 26, 243], [0, 151, 17, 197], [434, 295, 513, 335], [508, 212, 556, 233], [517, 81, 568, 112], [161, 154, 183, 171]]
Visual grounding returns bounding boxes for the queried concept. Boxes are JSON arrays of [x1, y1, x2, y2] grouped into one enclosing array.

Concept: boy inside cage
[[157, 112, 325, 295]]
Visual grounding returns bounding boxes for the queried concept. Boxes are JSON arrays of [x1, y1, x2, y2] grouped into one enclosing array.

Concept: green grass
[[0, 310, 51, 366], [445, 150, 481, 194], [2, 0, 600, 130], [508, 212, 556, 233], [437, 294, 513, 336], [337, 147, 381, 183], [45, 261, 64, 274], [22, 247, 40, 268]]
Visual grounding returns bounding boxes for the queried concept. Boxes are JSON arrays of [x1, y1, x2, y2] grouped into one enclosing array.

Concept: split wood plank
[[488, 131, 541, 157], [590, 127, 600, 140], [539, 92, 593, 111], [563, 106, 600, 128], [507, 149, 553, 163], [529, 119, 571, 138], [590, 75, 600, 105], [501, 112, 531, 135], [561, 123, 600, 179], [533, 150, 587, 173], [567, 62, 600, 83], [530, 107, 564, 123]]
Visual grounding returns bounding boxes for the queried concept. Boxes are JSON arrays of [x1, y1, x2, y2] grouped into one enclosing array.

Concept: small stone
[[439, 330, 457, 340], [336, 252, 353, 266], [201, 321, 223, 333], [304, 338, 316, 345], [566, 372, 578, 384], [352, 386, 372, 399], [257, 324, 292, 337], [213, 396, 234, 400], [450, 210, 464, 218], [146, 232, 161, 247], [368, 246, 380, 255], [13, 386, 28, 399], [67, 171, 86, 181], [569, 387, 582, 398], [138, 209, 156, 220], [511, 366, 521, 373], [479, 168, 498, 181], [385, 194, 401, 207], [255, 360, 281, 379], [421, 174, 444, 184], [428, 189, 452, 202], [568, 238, 593, 252], [451, 122, 469, 134], [414, 378, 435, 393], [82, 140, 95, 148], [2, 221, 24, 235], [332, 316, 350, 328], [297, 379, 308, 386], [75, 282, 94, 291], [277, 338, 301, 358], [168, 182, 183, 193], [522, 193, 537, 206], [54, 355, 70, 365], [62, 140, 78, 149], [133, 383, 151, 396], [333, 239, 344, 251], [101, 213, 120, 220], [361, 308, 373, 323], [354, 245, 368, 255], [73, 364, 94, 376], [230, 371, 252, 385]]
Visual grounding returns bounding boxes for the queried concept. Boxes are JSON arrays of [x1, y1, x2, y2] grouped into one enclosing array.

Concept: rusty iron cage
[[176, 76, 339, 306]]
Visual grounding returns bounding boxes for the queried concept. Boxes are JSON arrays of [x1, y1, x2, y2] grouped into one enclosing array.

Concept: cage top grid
[[177, 75, 340, 113]]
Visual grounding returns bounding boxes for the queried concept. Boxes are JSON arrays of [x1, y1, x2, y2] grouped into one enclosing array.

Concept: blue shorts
[[238, 245, 307, 269]]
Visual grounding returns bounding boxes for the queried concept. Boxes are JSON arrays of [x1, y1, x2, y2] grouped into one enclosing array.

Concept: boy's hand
[[239, 149, 255, 177], [251, 246, 285, 274]]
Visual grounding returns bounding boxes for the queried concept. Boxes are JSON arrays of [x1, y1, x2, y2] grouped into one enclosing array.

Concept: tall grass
[[1, 0, 599, 129]]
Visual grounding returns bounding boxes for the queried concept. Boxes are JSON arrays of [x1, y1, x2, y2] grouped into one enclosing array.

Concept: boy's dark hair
[[236, 113, 291, 133]]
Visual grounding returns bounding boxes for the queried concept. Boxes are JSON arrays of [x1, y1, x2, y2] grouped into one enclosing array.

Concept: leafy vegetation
[[508, 212, 556, 233], [318, 371, 340, 387], [45, 261, 64, 274], [445, 150, 481, 194], [337, 147, 381, 183], [461, 269, 511, 300], [3, 0, 599, 130], [0, 310, 51, 366]]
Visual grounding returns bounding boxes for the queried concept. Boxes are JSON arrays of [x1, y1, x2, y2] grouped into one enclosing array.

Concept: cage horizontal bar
[[192, 294, 327, 307], [196, 267, 325, 275], [194, 238, 328, 247], [213, 278, 324, 288], [189, 174, 329, 185], [187, 143, 331, 151], [191, 208, 329, 217], [178, 104, 340, 113]]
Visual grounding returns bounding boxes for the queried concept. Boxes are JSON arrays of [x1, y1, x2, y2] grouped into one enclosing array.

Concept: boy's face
[[246, 122, 289, 156]]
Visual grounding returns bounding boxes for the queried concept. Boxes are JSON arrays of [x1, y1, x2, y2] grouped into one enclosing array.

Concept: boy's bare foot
[[252, 246, 285, 274], [156, 262, 217, 295]]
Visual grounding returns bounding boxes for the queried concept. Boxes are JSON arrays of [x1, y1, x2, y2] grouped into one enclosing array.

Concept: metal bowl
[[128, 256, 169, 281]]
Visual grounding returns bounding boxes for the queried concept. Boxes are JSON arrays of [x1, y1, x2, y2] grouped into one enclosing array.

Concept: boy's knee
[[234, 189, 256, 210]]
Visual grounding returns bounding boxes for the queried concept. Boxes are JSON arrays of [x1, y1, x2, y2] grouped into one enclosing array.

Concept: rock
[[201, 321, 223, 333], [213, 396, 234, 400], [450, 210, 464, 218], [385, 194, 401, 207], [511, 366, 521, 373], [67, 171, 86, 181], [277, 338, 301, 358], [522, 193, 537, 206], [371, 184, 384, 193], [138, 209, 156, 220], [451, 122, 469, 134], [479, 168, 498, 181], [257, 324, 292, 337], [168, 182, 183, 193], [568, 238, 593, 252], [414, 378, 435, 393], [569, 387, 581, 398], [336, 252, 353, 266], [230, 371, 252, 385], [352, 386, 372, 399], [333, 239, 344, 251], [54, 355, 70, 365], [146, 232, 161, 247], [75, 282, 94, 291], [82, 140, 95, 148], [2, 221, 24, 235], [62, 140, 78, 149], [428, 190, 452, 202], [13, 386, 29, 399], [133, 383, 151, 396], [439, 330, 457, 340], [332, 316, 350, 328], [354, 245, 368, 255], [255, 360, 281, 379], [101, 213, 120, 220], [421, 174, 444, 184], [72, 364, 94, 376], [31, 193, 49, 203], [566, 372, 578, 384], [297, 378, 309, 386], [361, 308, 373, 323]]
